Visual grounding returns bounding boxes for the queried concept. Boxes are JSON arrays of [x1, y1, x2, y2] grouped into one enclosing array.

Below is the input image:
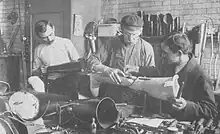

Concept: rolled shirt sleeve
[[86, 38, 112, 72]]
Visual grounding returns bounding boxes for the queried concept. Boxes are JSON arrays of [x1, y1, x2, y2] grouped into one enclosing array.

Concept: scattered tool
[[205, 119, 213, 129], [167, 119, 178, 128], [195, 118, 205, 133]]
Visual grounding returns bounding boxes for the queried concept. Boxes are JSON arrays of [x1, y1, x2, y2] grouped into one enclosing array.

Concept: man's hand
[[104, 67, 125, 84], [168, 97, 187, 111], [124, 65, 139, 74]]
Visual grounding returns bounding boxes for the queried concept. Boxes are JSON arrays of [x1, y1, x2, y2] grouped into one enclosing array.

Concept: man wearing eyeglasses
[[29, 20, 80, 99], [86, 14, 155, 103]]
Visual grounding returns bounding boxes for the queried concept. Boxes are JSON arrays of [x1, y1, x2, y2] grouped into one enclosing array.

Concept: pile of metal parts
[[0, 83, 219, 134], [0, 90, 120, 134], [136, 11, 181, 36]]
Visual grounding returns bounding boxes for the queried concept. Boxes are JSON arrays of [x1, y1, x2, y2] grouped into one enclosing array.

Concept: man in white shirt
[[29, 20, 80, 100]]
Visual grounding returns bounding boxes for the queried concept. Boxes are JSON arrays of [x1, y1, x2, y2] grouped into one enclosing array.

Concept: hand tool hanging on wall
[[159, 14, 165, 36], [197, 23, 208, 65], [137, 11, 143, 36], [209, 27, 214, 78], [192, 24, 202, 59], [214, 29, 220, 81], [156, 14, 161, 36], [143, 12, 150, 36], [150, 14, 157, 36], [149, 14, 154, 36], [163, 14, 168, 35], [164, 13, 173, 34], [163, 13, 173, 35], [173, 17, 180, 32], [136, 11, 143, 20], [167, 13, 173, 33], [182, 22, 186, 33], [215, 28, 220, 90], [177, 17, 180, 32], [23, 0, 32, 78], [7, 0, 18, 25], [142, 12, 148, 36], [7, 25, 20, 53]]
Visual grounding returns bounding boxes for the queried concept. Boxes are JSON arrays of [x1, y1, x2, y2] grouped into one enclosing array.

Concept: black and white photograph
[[0, 0, 220, 133]]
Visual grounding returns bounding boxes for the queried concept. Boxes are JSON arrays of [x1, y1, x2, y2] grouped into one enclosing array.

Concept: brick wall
[[0, 0, 25, 53], [101, 0, 220, 28], [101, 0, 220, 80]]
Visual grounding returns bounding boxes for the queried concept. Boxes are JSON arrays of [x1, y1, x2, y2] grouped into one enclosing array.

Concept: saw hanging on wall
[[7, 0, 18, 25]]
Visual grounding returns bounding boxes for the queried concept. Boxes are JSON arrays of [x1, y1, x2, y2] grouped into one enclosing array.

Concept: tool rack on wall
[[136, 11, 181, 39]]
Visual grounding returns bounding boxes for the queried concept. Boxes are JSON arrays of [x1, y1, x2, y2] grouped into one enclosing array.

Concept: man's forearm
[[91, 63, 110, 73]]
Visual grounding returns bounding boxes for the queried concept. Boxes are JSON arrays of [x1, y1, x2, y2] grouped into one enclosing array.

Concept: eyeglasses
[[122, 30, 140, 37]]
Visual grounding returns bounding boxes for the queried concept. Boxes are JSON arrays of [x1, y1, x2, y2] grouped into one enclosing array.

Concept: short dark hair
[[35, 20, 54, 37], [84, 21, 98, 36], [163, 32, 191, 54], [121, 14, 143, 28]]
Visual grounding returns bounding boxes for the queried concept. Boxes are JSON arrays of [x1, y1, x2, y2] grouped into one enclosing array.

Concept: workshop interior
[[0, 0, 220, 133]]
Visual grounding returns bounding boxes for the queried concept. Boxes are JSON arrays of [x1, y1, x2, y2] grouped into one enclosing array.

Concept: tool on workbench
[[195, 118, 205, 133]]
